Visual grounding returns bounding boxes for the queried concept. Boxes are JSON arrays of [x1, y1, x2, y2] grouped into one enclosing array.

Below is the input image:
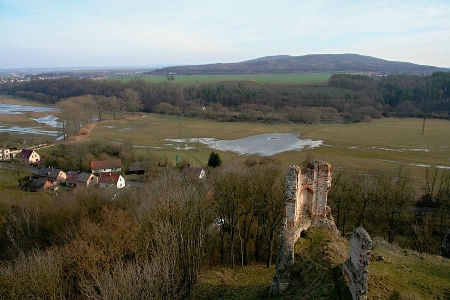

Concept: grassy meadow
[[87, 114, 450, 180], [111, 73, 332, 85]]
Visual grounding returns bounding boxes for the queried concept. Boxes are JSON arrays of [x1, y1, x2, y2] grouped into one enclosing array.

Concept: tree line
[[1, 72, 449, 124]]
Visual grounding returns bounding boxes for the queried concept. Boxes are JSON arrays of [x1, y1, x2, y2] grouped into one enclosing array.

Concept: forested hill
[[151, 54, 446, 75]]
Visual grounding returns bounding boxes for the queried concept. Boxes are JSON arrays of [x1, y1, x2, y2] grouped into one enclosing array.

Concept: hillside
[[151, 54, 446, 75], [190, 228, 450, 299]]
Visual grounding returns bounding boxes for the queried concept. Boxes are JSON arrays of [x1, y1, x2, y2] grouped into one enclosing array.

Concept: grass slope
[[191, 228, 450, 299], [369, 239, 450, 299]]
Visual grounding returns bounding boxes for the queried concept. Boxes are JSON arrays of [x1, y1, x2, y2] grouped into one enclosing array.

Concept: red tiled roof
[[90, 159, 121, 170], [99, 173, 120, 184]]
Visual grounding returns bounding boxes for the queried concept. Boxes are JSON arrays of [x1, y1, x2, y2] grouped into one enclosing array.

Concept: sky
[[1, 0, 450, 69]]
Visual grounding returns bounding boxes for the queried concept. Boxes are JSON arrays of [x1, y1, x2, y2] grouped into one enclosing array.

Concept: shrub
[[0, 248, 65, 299]]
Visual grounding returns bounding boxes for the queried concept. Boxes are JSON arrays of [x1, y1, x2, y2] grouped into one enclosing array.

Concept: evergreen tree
[[208, 151, 222, 168]]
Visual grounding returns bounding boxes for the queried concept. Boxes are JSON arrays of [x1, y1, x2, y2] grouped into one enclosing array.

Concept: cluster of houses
[[2, 147, 208, 192], [25, 159, 127, 192], [0, 148, 41, 164]]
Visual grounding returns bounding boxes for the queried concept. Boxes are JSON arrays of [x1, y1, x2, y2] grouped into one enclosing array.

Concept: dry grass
[[0, 248, 66, 299], [190, 265, 275, 299]]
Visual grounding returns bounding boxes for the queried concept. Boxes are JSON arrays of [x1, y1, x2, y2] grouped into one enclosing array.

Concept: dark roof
[[77, 172, 95, 183], [182, 166, 204, 178], [21, 149, 35, 159], [99, 173, 120, 184], [91, 159, 121, 170], [36, 167, 63, 179], [129, 161, 147, 172], [66, 171, 79, 182], [27, 178, 50, 188]]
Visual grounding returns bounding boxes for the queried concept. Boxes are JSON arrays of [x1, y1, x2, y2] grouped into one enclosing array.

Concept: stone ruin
[[270, 161, 335, 295], [343, 227, 372, 300], [270, 161, 373, 299]]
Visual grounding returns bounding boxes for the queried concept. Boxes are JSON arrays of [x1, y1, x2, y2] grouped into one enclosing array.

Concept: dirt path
[[58, 113, 146, 145]]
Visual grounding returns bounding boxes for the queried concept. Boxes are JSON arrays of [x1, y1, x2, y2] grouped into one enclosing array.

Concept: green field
[[110, 73, 332, 85], [87, 114, 450, 180]]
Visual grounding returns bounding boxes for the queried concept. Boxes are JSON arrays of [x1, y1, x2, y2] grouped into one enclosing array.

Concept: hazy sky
[[1, 0, 450, 68]]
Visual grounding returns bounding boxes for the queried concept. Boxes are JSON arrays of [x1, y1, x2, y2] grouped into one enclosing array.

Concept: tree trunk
[[230, 229, 235, 267], [266, 238, 273, 267], [243, 239, 249, 266], [255, 223, 261, 261], [220, 226, 225, 265]]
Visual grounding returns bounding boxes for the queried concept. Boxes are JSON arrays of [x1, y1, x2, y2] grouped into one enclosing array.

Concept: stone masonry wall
[[270, 161, 334, 295], [343, 227, 372, 300]]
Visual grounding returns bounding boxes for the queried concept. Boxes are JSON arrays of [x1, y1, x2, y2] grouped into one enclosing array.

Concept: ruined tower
[[343, 227, 372, 300], [270, 161, 335, 295]]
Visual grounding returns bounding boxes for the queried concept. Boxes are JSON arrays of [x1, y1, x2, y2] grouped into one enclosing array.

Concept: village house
[[9, 148, 20, 159], [66, 171, 98, 188], [25, 178, 53, 192], [0, 148, 11, 160], [126, 161, 148, 175], [182, 166, 206, 179], [99, 173, 126, 189], [20, 149, 40, 164], [90, 159, 121, 174], [35, 167, 67, 183]]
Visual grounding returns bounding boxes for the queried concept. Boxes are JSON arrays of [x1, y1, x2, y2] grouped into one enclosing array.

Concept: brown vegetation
[[0, 157, 448, 298]]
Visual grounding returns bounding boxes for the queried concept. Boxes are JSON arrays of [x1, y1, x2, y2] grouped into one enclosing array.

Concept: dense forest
[[1, 72, 449, 124]]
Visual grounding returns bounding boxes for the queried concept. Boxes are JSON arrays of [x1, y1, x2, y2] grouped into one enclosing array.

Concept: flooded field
[[87, 115, 450, 179], [0, 99, 61, 137], [0, 103, 57, 115], [165, 133, 322, 156]]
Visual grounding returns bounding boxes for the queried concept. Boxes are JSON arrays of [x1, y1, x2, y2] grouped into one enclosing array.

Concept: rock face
[[270, 161, 335, 295], [441, 229, 450, 258], [343, 227, 372, 300]]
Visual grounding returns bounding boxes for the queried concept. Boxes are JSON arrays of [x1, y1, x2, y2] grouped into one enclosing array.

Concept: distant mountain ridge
[[151, 54, 447, 75]]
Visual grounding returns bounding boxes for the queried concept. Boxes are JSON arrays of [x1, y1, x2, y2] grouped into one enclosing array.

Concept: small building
[[35, 167, 67, 183], [182, 166, 206, 179], [65, 171, 98, 188], [99, 173, 126, 189], [25, 178, 53, 192], [9, 148, 20, 159], [76, 172, 98, 188], [20, 149, 40, 164], [126, 161, 148, 175], [0, 148, 10, 160], [91, 159, 121, 174]]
